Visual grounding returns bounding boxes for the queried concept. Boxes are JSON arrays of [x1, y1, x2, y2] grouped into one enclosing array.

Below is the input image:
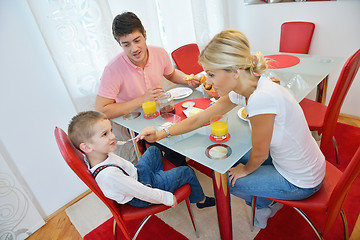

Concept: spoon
[[116, 136, 139, 145]]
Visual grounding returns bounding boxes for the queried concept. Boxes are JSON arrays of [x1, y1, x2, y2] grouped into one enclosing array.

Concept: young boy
[[68, 111, 215, 208]]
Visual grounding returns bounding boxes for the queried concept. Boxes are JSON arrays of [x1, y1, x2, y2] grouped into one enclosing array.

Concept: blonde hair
[[199, 29, 267, 76], [68, 111, 107, 150]]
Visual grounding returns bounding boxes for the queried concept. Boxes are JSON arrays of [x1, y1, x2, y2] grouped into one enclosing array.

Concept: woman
[[138, 29, 325, 229]]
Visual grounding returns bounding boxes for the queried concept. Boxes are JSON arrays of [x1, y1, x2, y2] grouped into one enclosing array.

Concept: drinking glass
[[158, 92, 175, 116], [142, 101, 157, 117], [210, 115, 229, 140]]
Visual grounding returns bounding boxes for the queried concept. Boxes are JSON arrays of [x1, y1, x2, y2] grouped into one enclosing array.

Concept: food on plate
[[241, 108, 247, 119], [270, 76, 280, 85], [184, 74, 195, 81], [182, 101, 196, 108], [188, 107, 204, 117]]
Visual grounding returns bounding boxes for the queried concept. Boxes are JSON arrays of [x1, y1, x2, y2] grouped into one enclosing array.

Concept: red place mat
[[174, 98, 212, 124], [265, 54, 300, 69], [210, 133, 231, 143]]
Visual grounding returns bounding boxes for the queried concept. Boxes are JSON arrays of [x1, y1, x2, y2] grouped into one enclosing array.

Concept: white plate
[[237, 107, 249, 121], [167, 87, 193, 100]]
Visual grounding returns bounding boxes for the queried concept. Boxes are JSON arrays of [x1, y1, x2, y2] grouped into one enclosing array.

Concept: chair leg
[[251, 196, 257, 232], [293, 207, 323, 240], [113, 219, 132, 240], [185, 198, 199, 238], [132, 215, 152, 240], [332, 136, 340, 164], [340, 209, 349, 240], [113, 219, 117, 240]]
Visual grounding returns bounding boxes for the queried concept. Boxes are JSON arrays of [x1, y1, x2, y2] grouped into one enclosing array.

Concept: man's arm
[[95, 85, 165, 119], [95, 95, 144, 119], [165, 69, 201, 88]]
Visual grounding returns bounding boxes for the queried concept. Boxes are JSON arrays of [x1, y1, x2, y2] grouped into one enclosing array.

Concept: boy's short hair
[[68, 111, 107, 150], [112, 12, 145, 42]]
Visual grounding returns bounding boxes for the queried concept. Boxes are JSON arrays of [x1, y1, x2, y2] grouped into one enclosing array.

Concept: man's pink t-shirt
[[97, 46, 174, 103]]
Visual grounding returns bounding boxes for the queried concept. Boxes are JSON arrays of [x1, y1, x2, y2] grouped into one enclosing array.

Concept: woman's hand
[[137, 126, 158, 143], [228, 164, 249, 187]]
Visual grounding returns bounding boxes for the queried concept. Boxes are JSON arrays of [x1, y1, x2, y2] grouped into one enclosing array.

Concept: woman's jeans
[[128, 146, 205, 207], [228, 150, 322, 209]]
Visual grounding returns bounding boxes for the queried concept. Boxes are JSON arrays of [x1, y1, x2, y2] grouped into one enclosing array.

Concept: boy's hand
[[171, 195, 178, 207]]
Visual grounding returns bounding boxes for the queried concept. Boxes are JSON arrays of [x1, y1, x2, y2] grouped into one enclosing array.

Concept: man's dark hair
[[112, 12, 145, 42]]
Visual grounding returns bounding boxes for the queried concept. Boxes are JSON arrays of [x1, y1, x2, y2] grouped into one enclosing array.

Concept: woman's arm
[[228, 113, 275, 186], [138, 95, 237, 142]]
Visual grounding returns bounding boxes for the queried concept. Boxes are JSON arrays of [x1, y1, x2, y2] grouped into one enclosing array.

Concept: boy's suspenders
[[92, 164, 129, 179]]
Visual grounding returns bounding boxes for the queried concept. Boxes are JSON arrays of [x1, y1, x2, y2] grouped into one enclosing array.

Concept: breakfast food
[[241, 108, 247, 119], [187, 107, 204, 117], [200, 75, 213, 90], [270, 76, 280, 85], [184, 74, 195, 81], [182, 101, 196, 108]]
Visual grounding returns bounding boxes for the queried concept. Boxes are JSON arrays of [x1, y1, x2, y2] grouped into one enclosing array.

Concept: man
[[95, 12, 200, 165]]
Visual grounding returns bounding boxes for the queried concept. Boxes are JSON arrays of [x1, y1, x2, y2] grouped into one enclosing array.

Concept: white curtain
[[0, 152, 45, 239], [27, 0, 119, 112], [157, 0, 228, 53]]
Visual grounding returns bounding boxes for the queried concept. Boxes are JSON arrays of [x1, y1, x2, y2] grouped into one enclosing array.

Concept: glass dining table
[[112, 53, 342, 240]]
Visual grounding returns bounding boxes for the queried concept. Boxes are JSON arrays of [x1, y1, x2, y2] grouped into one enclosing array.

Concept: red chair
[[280, 21, 315, 54], [300, 49, 360, 164], [171, 43, 204, 75], [251, 145, 360, 239], [54, 127, 197, 240]]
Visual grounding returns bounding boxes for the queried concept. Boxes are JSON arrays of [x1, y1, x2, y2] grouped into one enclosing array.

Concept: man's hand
[[228, 164, 249, 187], [187, 76, 201, 88], [184, 74, 201, 88], [143, 86, 164, 102]]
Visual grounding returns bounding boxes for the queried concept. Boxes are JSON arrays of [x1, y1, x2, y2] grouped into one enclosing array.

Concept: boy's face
[[85, 119, 117, 154], [118, 30, 148, 67]]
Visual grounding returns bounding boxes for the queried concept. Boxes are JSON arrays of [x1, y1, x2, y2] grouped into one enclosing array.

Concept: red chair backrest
[[171, 43, 203, 75], [280, 22, 315, 54], [324, 145, 360, 235], [320, 49, 360, 150], [54, 127, 129, 237]]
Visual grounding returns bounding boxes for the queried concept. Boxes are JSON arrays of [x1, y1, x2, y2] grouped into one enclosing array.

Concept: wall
[[228, 0, 360, 117], [0, 0, 87, 218]]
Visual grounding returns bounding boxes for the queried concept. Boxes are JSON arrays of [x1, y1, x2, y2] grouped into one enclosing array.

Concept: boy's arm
[[96, 168, 175, 206]]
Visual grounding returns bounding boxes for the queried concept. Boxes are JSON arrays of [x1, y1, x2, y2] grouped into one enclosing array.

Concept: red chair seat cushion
[[299, 98, 328, 131], [269, 162, 342, 212]]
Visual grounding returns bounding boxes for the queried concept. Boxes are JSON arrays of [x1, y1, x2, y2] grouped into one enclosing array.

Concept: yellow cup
[[210, 115, 229, 139], [142, 101, 157, 117]]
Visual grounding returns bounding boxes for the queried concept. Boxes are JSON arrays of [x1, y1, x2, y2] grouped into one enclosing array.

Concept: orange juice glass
[[210, 115, 229, 140], [142, 101, 157, 117]]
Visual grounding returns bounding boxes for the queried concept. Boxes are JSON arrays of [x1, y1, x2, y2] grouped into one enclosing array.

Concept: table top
[[264, 53, 343, 102], [113, 53, 343, 174]]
